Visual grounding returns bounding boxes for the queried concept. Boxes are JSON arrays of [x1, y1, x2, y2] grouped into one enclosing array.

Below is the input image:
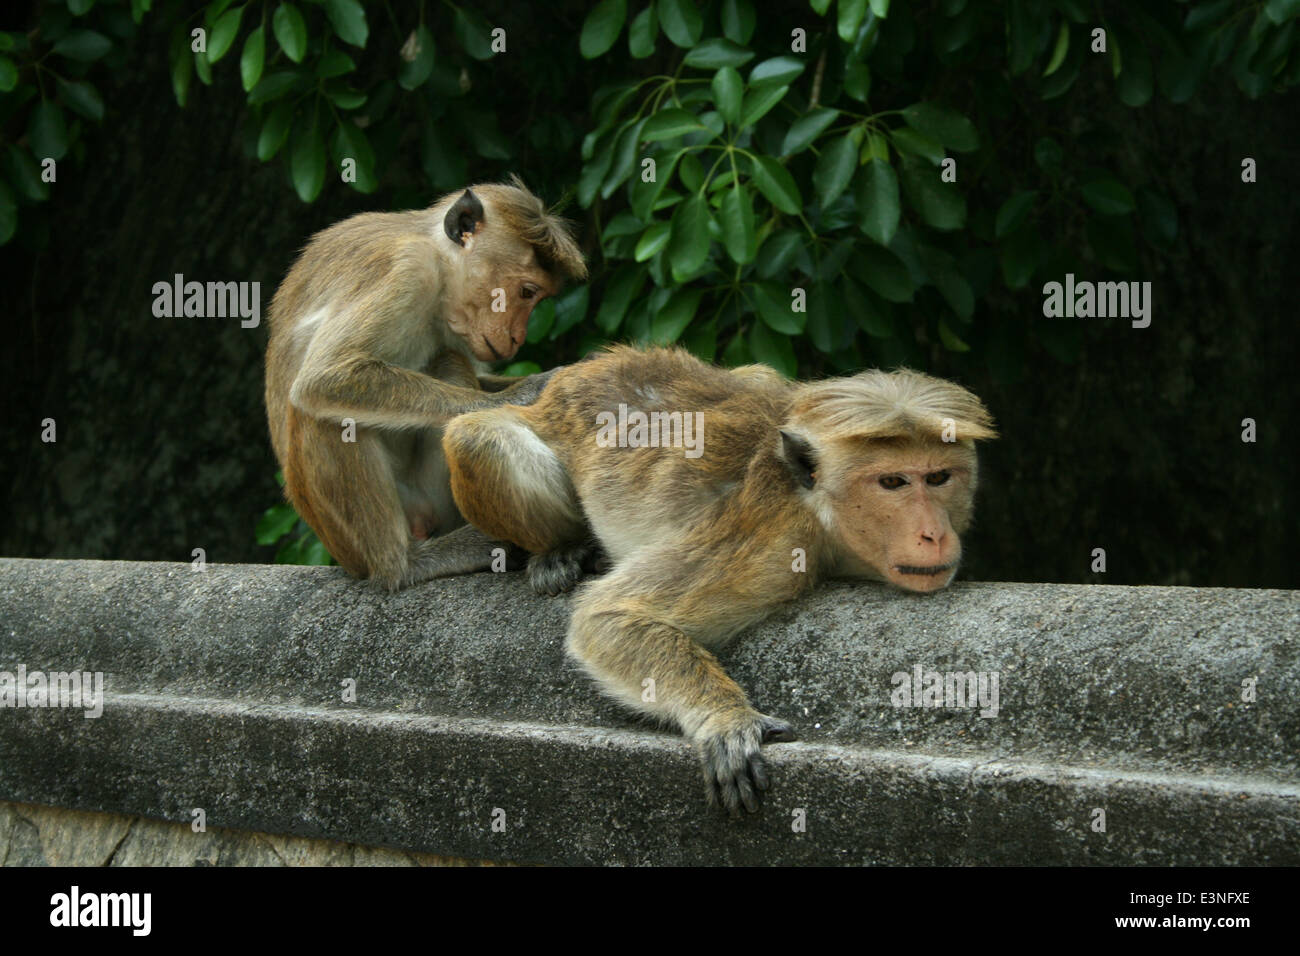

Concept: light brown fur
[[443, 345, 997, 812], [264, 178, 585, 589]]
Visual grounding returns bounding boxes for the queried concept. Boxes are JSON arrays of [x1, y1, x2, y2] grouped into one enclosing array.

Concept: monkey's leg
[[567, 564, 796, 815], [443, 407, 591, 595], [403, 522, 503, 587]]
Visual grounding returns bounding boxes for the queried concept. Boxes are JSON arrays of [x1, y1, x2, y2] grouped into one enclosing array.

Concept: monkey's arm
[[475, 367, 559, 403], [289, 357, 549, 429], [567, 556, 798, 814]]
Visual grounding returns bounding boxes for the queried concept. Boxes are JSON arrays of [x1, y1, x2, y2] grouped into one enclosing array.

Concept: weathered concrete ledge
[[0, 558, 1296, 865]]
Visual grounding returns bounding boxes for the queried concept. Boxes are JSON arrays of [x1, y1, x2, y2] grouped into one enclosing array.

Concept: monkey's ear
[[779, 430, 818, 490], [444, 189, 486, 246]]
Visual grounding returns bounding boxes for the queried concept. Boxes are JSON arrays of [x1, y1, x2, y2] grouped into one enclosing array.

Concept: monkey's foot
[[527, 544, 594, 596], [695, 713, 797, 815]]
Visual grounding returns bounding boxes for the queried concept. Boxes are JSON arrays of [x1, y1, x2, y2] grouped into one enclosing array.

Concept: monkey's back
[[524, 346, 794, 558]]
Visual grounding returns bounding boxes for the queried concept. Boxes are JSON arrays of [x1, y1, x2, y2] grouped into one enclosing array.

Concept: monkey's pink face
[[447, 235, 557, 362], [837, 453, 975, 594]]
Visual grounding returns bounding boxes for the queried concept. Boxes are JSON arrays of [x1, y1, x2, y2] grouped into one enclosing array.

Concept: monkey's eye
[[926, 470, 951, 486], [520, 285, 538, 300], [879, 475, 906, 490]]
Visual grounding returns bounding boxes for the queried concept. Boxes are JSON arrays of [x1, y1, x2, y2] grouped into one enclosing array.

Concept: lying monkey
[[443, 346, 997, 813]]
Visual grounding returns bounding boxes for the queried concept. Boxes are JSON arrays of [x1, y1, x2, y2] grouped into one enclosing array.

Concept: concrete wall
[[1, 558, 1296, 865]]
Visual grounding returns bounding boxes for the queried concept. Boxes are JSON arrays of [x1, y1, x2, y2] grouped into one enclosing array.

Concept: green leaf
[[333, 120, 377, 192], [651, 286, 704, 343], [1080, 176, 1135, 216], [53, 30, 112, 61], [0, 191, 16, 245], [1043, 22, 1069, 76], [257, 100, 293, 160], [739, 83, 788, 127], [1115, 33, 1153, 107], [170, 37, 193, 106], [29, 103, 68, 161], [630, 147, 681, 219], [5, 145, 49, 201], [998, 226, 1040, 289], [844, 279, 893, 337], [247, 70, 299, 105], [812, 134, 857, 207], [595, 263, 647, 332], [711, 67, 742, 125], [995, 189, 1036, 237], [628, 3, 657, 58], [208, 5, 244, 64], [900, 161, 966, 230], [256, 505, 299, 545], [843, 60, 871, 102], [241, 25, 265, 92], [720, 184, 757, 263], [870, 0, 891, 16], [273, 3, 307, 63], [635, 221, 671, 261], [641, 108, 706, 141], [748, 155, 801, 214], [317, 49, 355, 78], [780, 107, 837, 156], [750, 281, 805, 334], [755, 229, 804, 278], [669, 195, 712, 275], [0, 56, 16, 93], [603, 118, 646, 197], [889, 127, 944, 165], [551, 284, 590, 338], [721, 0, 756, 44], [1264, 0, 1300, 25], [684, 37, 753, 68], [938, 319, 971, 352], [291, 118, 326, 202], [325, 0, 368, 48], [901, 102, 979, 152], [399, 25, 435, 89], [658, 0, 702, 47], [195, 49, 213, 87], [68, 0, 95, 14], [1034, 136, 1063, 170], [855, 159, 900, 246], [838, 0, 868, 42], [855, 245, 913, 302], [526, 298, 556, 343], [749, 55, 803, 87], [748, 319, 796, 377], [581, 0, 627, 58], [56, 78, 104, 121]]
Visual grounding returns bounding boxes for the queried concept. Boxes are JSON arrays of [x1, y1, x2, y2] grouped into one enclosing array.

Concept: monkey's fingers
[[700, 732, 770, 815], [760, 716, 797, 743]]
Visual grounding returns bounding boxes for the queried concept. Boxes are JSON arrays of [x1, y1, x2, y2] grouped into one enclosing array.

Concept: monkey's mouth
[[894, 561, 958, 576], [482, 335, 505, 361]]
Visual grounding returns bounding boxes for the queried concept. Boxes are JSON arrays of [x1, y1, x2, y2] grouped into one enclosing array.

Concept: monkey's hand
[[494, 366, 559, 407], [693, 710, 797, 815]]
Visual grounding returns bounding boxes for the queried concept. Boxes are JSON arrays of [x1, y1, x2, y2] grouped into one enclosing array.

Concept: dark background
[[1, 1, 1296, 589]]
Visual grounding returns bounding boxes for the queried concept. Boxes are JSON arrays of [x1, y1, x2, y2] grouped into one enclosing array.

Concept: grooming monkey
[[264, 178, 586, 589], [443, 346, 997, 812]]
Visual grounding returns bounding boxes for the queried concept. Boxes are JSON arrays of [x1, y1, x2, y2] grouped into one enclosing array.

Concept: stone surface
[[1, 558, 1297, 865]]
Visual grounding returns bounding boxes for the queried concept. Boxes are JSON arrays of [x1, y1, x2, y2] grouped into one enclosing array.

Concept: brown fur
[[264, 179, 584, 589], [443, 345, 997, 812]]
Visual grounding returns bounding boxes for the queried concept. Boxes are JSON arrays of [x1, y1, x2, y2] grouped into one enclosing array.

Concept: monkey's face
[[444, 228, 558, 363], [833, 442, 977, 593]]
